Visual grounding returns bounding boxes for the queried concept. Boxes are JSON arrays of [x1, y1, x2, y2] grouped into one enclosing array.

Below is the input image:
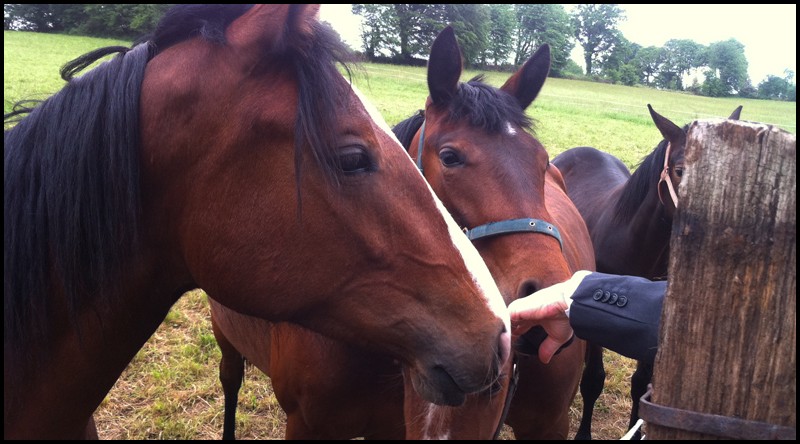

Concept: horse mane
[[391, 75, 535, 152], [392, 110, 426, 151], [612, 131, 679, 224], [4, 42, 151, 367], [4, 4, 355, 371], [450, 75, 533, 134]]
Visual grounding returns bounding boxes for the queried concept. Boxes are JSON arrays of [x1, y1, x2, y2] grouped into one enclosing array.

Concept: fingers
[[538, 333, 573, 364], [509, 293, 568, 326]]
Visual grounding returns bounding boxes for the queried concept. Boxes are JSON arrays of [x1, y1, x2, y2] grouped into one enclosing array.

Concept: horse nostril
[[517, 280, 539, 300]]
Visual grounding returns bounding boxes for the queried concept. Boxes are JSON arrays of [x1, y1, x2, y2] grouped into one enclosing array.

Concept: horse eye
[[337, 147, 372, 174], [674, 167, 684, 178], [439, 148, 463, 167]]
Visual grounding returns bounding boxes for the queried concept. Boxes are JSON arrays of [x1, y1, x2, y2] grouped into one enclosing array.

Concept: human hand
[[508, 270, 591, 363]]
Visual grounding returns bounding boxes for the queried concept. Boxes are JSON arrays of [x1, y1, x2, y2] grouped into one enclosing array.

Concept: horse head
[[400, 25, 593, 440], [649, 104, 743, 215]]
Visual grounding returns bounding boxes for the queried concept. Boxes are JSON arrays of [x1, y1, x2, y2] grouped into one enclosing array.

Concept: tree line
[[353, 4, 794, 101], [4, 4, 795, 101]]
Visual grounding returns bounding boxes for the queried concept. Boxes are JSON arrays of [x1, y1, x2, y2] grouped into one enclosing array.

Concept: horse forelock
[[286, 19, 361, 192], [145, 4, 254, 49], [446, 78, 533, 135]]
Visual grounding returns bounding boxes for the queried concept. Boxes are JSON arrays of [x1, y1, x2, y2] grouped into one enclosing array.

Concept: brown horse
[[552, 104, 743, 439], [210, 26, 595, 439], [3, 6, 511, 439]]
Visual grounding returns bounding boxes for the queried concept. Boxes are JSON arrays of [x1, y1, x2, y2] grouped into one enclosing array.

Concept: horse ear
[[427, 26, 462, 106], [728, 105, 743, 120], [647, 104, 684, 143], [500, 44, 550, 110], [227, 4, 319, 58]]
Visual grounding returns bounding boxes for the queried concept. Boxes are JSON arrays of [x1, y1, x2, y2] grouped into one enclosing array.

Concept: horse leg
[[575, 343, 605, 440], [628, 360, 652, 440], [213, 322, 246, 440], [84, 414, 99, 439]]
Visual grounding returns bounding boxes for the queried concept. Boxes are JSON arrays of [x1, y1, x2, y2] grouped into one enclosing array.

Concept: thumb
[[539, 335, 568, 364]]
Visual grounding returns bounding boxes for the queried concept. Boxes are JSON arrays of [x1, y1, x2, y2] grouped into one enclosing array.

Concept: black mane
[[392, 75, 534, 152], [613, 129, 683, 224], [4, 4, 355, 373], [4, 41, 151, 368], [451, 75, 533, 133], [393, 110, 426, 151]]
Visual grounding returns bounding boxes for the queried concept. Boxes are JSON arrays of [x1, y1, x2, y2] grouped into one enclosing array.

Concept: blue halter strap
[[416, 119, 427, 174], [464, 218, 563, 250]]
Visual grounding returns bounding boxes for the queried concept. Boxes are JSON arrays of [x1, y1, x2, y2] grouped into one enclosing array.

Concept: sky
[[319, 4, 796, 86]]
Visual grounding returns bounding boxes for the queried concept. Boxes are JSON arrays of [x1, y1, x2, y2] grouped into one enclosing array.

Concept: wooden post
[[645, 120, 796, 440]]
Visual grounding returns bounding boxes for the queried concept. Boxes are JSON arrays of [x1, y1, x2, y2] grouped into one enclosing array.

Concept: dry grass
[[95, 291, 638, 440]]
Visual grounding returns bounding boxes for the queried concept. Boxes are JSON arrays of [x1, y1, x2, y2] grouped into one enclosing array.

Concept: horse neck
[[607, 184, 672, 279], [4, 254, 186, 439], [630, 200, 671, 278]]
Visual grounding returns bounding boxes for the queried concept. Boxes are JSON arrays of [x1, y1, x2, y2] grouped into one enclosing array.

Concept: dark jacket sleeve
[[568, 272, 666, 364]]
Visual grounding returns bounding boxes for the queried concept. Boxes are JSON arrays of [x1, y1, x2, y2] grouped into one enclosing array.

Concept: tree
[[352, 4, 396, 60], [483, 4, 515, 67], [4, 4, 170, 38], [758, 73, 794, 101], [659, 39, 704, 90], [352, 4, 500, 67], [571, 4, 625, 76], [634, 46, 662, 86], [601, 35, 640, 85], [705, 39, 749, 95], [392, 4, 447, 63], [443, 4, 490, 68], [700, 70, 728, 97], [76, 4, 169, 39], [3, 4, 75, 32], [513, 4, 574, 76]]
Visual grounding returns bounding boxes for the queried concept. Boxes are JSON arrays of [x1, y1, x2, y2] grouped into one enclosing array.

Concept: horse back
[[552, 147, 630, 228]]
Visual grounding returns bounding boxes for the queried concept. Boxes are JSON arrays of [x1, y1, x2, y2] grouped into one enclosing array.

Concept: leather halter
[[416, 120, 563, 250], [657, 141, 680, 208]]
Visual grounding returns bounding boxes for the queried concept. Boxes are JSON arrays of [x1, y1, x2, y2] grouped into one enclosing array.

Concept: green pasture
[[5, 30, 796, 170], [351, 64, 796, 168], [4, 31, 131, 112]]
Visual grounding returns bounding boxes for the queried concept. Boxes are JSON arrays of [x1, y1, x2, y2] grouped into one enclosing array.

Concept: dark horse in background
[[552, 104, 743, 439], [4, 5, 512, 439], [210, 26, 595, 439]]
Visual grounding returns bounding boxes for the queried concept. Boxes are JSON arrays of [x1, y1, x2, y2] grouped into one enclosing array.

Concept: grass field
[[5, 30, 796, 440]]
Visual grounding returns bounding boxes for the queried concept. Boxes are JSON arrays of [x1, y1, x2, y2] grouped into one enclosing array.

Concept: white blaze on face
[[506, 121, 516, 136], [349, 81, 405, 148], [349, 79, 511, 334]]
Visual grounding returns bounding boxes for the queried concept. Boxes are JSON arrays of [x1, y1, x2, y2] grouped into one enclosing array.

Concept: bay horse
[[210, 26, 595, 440], [4, 5, 512, 439], [552, 104, 743, 439]]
